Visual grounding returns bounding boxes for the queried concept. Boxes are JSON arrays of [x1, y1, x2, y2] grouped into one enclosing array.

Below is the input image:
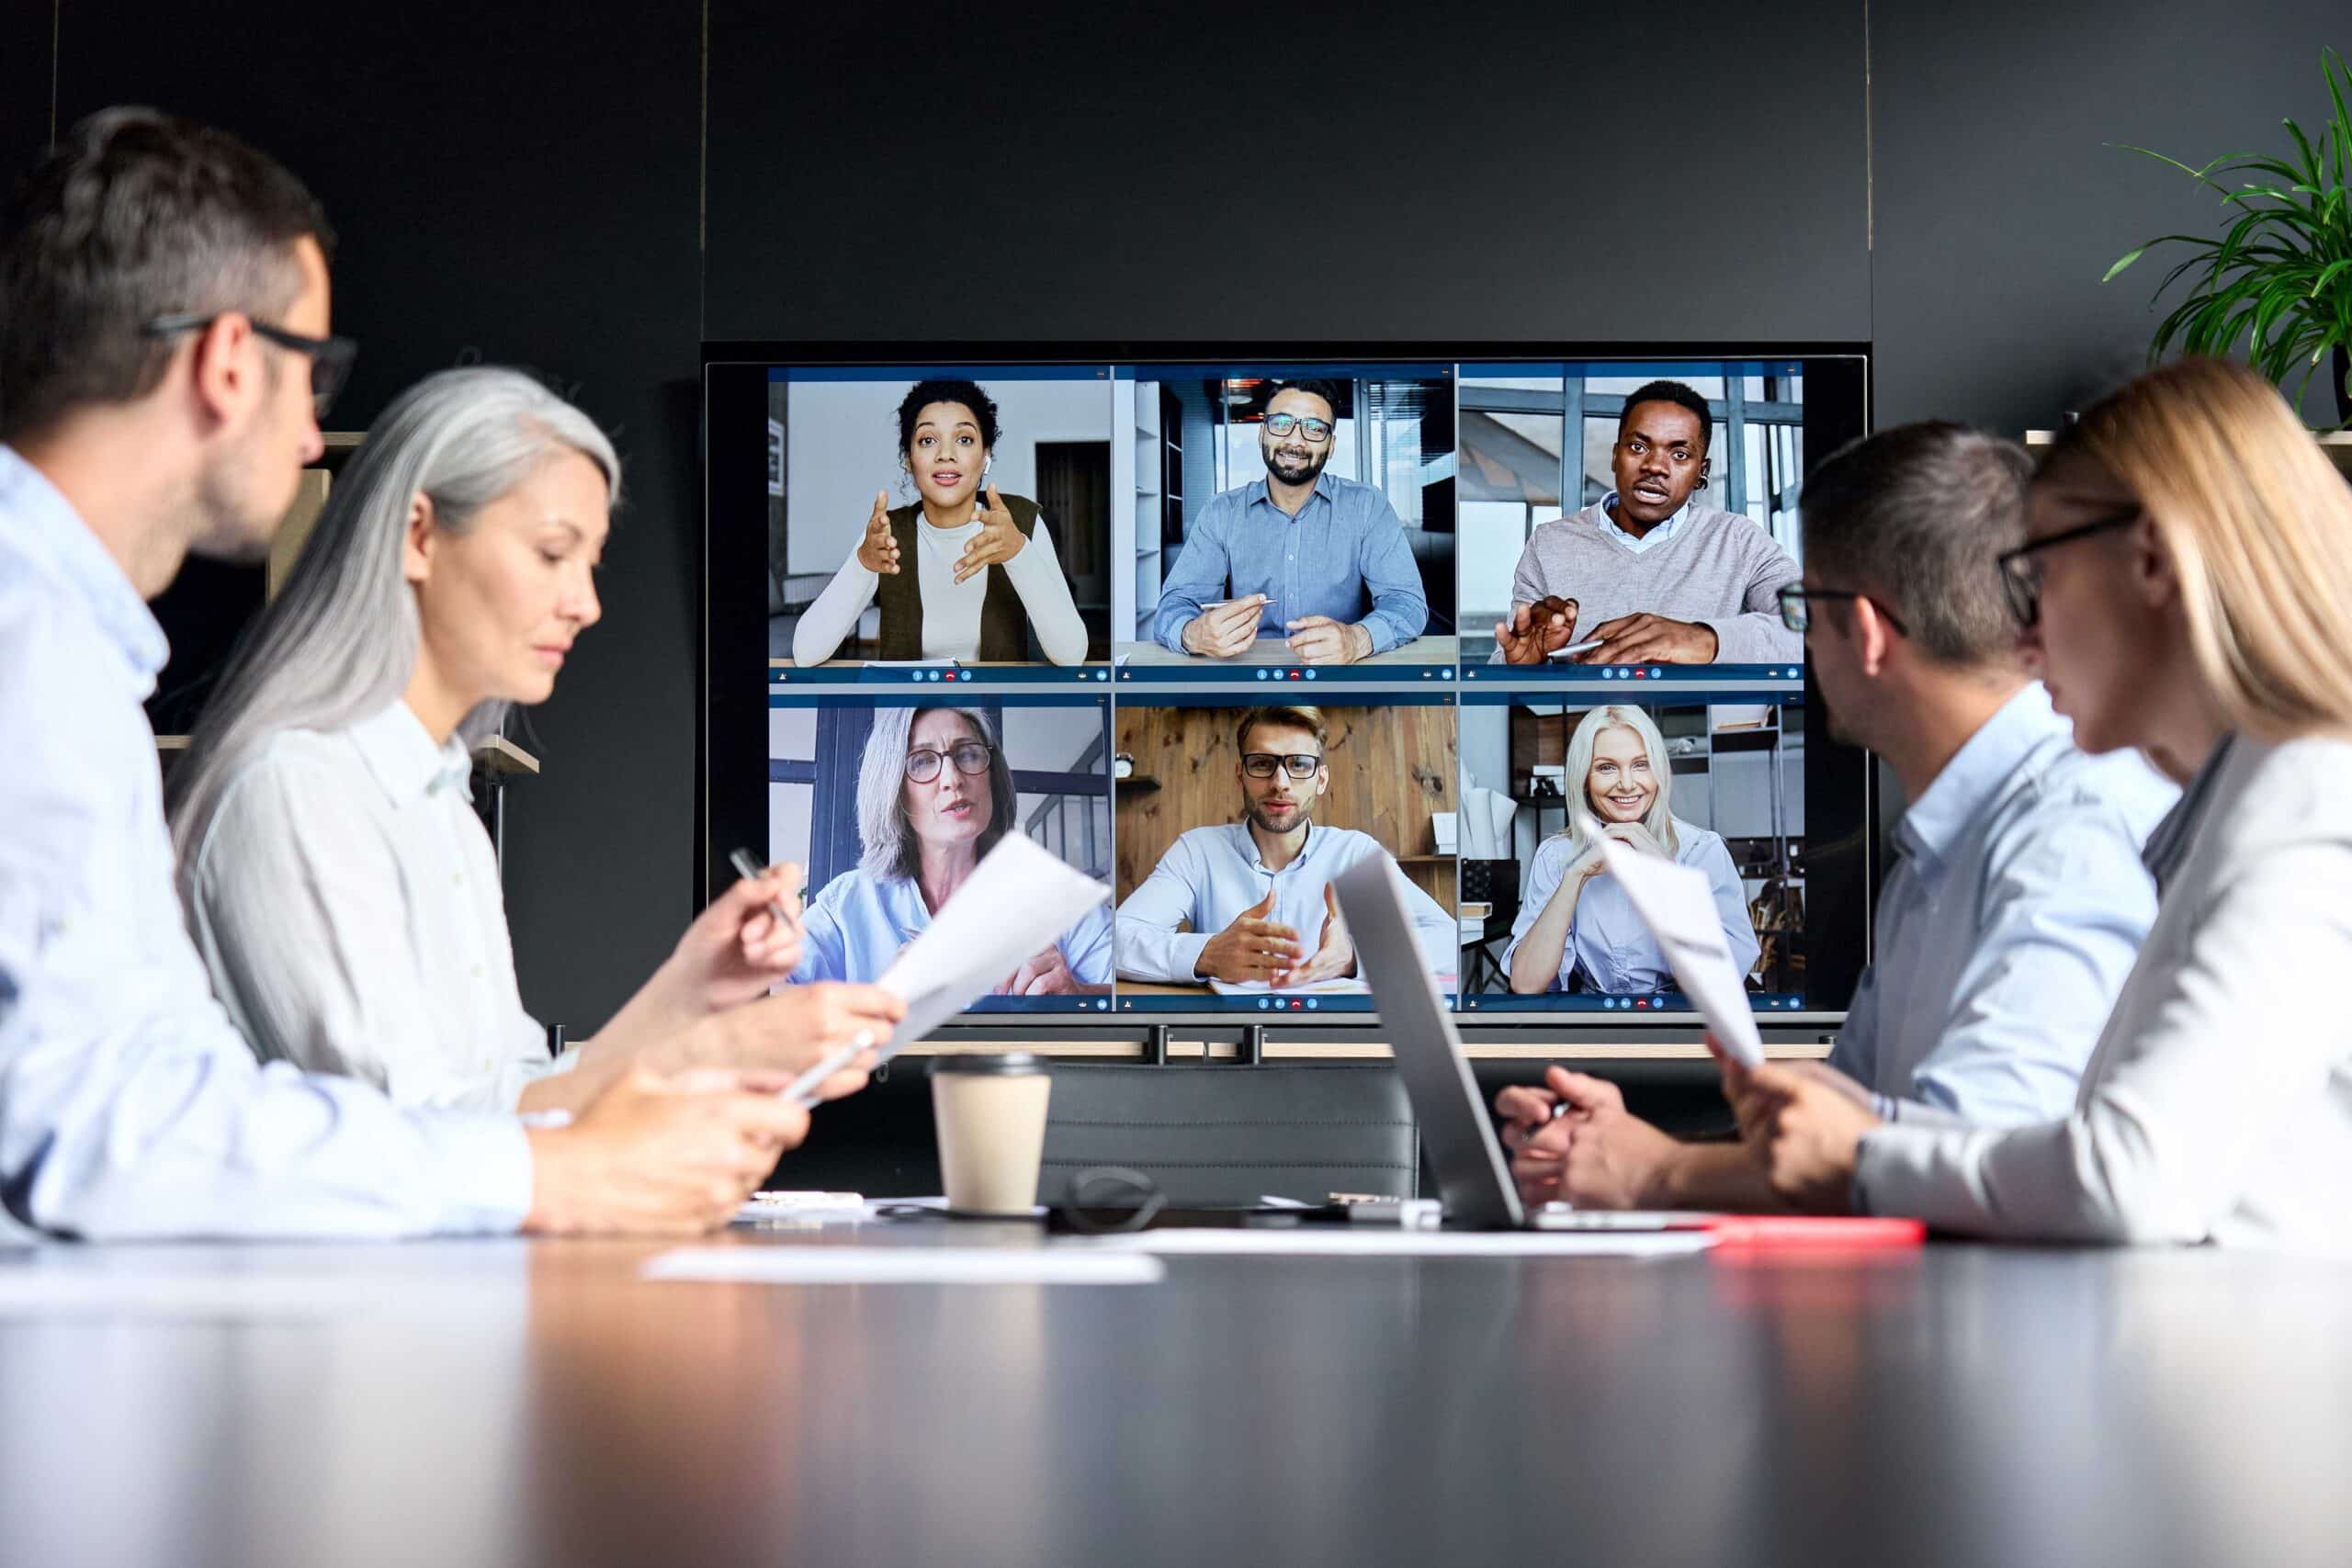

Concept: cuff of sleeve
[[1001, 536, 1055, 591], [1155, 616, 1193, 654], [1174, 931, 1214, 982], [1363, 620, 1401, 656], [542, 1044, 583, 1078], [410, 1114, 536, 1235]]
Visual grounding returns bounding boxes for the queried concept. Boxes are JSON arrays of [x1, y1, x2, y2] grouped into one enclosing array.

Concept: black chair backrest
[[1038, 1065, 1418, 1207]]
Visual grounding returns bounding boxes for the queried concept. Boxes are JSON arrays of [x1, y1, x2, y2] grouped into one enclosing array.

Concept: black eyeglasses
[[1776, 582, 1908, 637], [1995, 507, 2142, 628], [1263, 412, 1333, 444], [905, 740, 993, 783], [1240, 751, 1323, 780], [142, 312, 358, 419]]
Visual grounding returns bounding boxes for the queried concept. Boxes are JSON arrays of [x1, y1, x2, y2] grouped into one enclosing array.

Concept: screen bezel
[[703, 341, 1872, 1036]]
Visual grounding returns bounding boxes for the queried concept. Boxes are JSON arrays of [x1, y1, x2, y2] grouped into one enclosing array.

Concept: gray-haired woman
[[172, 367, 900, 1113], [791, 704, 1113, 993]]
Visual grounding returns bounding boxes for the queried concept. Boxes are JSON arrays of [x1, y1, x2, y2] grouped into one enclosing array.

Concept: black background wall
[[7, 0, 2346, 1031]]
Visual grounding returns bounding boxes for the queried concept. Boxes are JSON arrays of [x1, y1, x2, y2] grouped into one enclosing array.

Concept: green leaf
[[2102, 247, 2147, 283]]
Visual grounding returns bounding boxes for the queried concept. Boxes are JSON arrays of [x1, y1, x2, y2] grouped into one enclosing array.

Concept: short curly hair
[[895, 378, 1001, 456]]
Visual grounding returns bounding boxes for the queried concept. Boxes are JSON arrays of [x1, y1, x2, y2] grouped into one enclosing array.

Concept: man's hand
[[1573, 613, 1719, 665], [1717, 1044, 1878, 1214], [953, 484, 1028, 584], [522, 1066, 813, 1235], [1181, 594, 1266, 658], [1193, 887, 1302, 983], [1498, 1067, 1654, 1208], [1273, 884, 1357, 987], [1283, 615, 1372, 665], [1001, 944, 1080, 996], [1493, 596, 1579, 664], [855, 490, 901, 575]]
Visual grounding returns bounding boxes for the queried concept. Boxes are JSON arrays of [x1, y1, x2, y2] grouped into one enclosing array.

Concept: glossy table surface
[[3, 1224, 2347, 1568]]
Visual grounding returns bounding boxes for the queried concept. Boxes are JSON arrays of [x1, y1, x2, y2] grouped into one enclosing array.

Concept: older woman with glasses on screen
[[1724, 357, 2352, 1251], [1504, 704, 1760, 996], [792, 705, 1113, 995]]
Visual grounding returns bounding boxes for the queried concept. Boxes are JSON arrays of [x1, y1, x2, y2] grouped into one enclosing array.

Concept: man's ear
[[1695, 455, 1713, 491], [402, 493, 437, 584], [1854, 597, 1897, 678], [187, 313, 260, 431]]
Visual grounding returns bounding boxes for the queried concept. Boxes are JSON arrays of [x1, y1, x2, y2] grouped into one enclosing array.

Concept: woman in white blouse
[[171, 367, 902, 1114], [1724, 358, 2352, 1251], [1505, 704, 1758, 995], [788, 378, 1091, 666]]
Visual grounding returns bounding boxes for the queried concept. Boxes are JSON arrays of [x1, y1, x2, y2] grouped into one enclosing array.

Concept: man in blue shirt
[[1151, 380, 1429, 664], [0, 109, 886, 1240], [1494, 423, 2177, 1211], [1117, 706, 1454, 984]]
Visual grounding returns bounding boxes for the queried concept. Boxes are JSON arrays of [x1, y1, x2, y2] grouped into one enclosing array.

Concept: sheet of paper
[[1205, 976, 1370, 997], [1084, 1228, 1714, 1258], [874, 831, 1112, 1060], [644, 1247, 1164, 1285], [1595, 837, 1766, 1068]]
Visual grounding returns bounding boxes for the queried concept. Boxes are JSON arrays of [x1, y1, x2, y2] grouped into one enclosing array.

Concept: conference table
[[3, 1222, 2346, 1567]]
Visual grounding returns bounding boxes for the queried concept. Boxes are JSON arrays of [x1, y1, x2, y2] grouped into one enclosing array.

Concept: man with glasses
[[1495, 423, 2177, 1212], [0, 109, 837, 1240], [1152, 380, 1428, 665], [1493, 379, 1801, 665], [1115, 705, 1453, 984]]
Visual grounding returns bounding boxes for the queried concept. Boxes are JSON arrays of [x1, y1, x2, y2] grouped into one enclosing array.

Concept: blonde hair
[[1559, 705, 1681, 858], [2047, 358, 2352, 740], [1235, 704, 1326, 755]]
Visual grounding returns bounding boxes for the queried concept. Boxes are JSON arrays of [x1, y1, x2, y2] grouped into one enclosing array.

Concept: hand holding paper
[[1593, 835, 1766, 1069]]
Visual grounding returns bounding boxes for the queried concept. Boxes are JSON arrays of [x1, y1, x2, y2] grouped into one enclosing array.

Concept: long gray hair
[[168, 366, 620, 860], [855, 705, 1014, 882]]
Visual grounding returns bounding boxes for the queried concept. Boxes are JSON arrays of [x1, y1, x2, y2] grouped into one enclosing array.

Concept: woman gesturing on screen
[[1503, 705, 1759, 996], [789, 379, 1090, 666], [172, 367, 902, 1115], [793, 705, 1112, 994]]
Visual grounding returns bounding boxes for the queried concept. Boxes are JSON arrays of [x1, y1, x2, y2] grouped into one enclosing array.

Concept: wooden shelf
[[2027, 427, 2352, 478], [152, 733, 539, 774], [1114, 774, 1160, 792]]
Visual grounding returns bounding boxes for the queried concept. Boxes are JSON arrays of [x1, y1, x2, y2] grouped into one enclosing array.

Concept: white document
[[643, 1247, 1164, 1286], [1205, 976, 1370, 997], [874, 831, 1112, 1059], [1594, 835, 1767, 1068], [1084, 1228, 1714, 1258]]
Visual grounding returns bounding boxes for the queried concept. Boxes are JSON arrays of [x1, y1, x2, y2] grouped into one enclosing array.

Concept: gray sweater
[[1508, 502, 1802, 662]]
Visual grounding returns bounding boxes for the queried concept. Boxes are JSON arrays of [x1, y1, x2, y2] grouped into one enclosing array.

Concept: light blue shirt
[[1503, 819, 1759, 994], [0, 444, 534, 1241], [1115, 822, 1455, 983], [1829, 684, 2178, 1127], [792, 864, 1114, 990], [1595, 491, 1690, 555], [1151, 470, 1430, 653]]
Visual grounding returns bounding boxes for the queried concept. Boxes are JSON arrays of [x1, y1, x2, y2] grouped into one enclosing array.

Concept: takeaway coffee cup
[[931, 1053, 1053, 1216]]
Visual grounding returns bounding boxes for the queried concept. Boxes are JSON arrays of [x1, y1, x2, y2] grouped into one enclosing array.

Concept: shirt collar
[[2141, 733, 2237, 891], [1895, 684, 2070, 872], [1248, 468, 1337, 516], [1595, 492, 1690, 551], [0, 444, 171, 688], [349, 700, 476, 806], [1235, 818, 1315, 873]]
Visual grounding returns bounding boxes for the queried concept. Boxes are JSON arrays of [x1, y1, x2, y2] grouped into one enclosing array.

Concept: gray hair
[[855, 705, 1014, 882], [1558, 704, 1682, 860], [168, 367, 620, 861], [1799, 422, 2032, 668]]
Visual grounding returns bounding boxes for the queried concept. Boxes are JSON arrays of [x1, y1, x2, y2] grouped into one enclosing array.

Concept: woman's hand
[[953, 485, 1027, 584], [650, 863, 806, 1026], [1600, 820, 1668, 859], [1711, 1034, 1879, 1213], [857, 490, 901, 575]]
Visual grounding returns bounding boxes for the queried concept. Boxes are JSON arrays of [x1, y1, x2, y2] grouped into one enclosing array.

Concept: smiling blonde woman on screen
[[1724, 357, 2352, 1250], [1504, 704, 1759, 995], [172, 367, 901, 1114]]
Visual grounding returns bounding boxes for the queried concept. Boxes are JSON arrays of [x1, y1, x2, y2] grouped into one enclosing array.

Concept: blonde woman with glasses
[[1505, 704, 1760, 996], [1726, 358, 2352, 1250]]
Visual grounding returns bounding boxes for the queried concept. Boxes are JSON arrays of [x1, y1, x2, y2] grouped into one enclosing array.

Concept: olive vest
[[875, 495, 1044, 660]]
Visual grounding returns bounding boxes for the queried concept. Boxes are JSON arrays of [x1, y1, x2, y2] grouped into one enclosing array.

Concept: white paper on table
[[1082, 1228, 1714, 1259], [643, 1247, 1164, 1286], [1594, 836, 1767, 1069], [874, 831, 1111, 1059], [1205, 976, 1370, 997]]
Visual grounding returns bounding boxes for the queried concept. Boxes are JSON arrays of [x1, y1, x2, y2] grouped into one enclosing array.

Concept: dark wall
[[13, 2, 2346, 1033]]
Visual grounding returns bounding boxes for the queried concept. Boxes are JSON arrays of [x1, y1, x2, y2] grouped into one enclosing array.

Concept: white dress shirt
[[1856, 735, 2352, 1252], [182, 701, 581, 1112], [791, 513, 1090, 666], [0, 444, 531, 1241], [1114, 822, 1455, 983]]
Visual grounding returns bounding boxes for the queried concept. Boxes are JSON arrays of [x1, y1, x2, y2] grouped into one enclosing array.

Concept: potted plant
[[2104, 46, 2352, 429]]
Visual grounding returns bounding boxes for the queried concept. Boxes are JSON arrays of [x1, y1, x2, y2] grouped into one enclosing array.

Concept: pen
[[780, 1034, 876, 1109], [729, 847, 803, 939]]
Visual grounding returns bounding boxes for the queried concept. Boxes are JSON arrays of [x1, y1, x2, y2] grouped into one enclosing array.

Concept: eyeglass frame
[[1261, 412, 1334, 444], [903, 739, 995, 783], [1994, 506, 2143, 628], [141, 311, 358, 420], [1239, 751, 1325, 780], [1776, 581, 1909, 637]]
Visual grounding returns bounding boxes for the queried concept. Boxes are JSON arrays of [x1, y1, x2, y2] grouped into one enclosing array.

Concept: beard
[[1245, 797, 1313, 835], [187, 430, 291, 566], [1261, 438, 1329, 487]]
